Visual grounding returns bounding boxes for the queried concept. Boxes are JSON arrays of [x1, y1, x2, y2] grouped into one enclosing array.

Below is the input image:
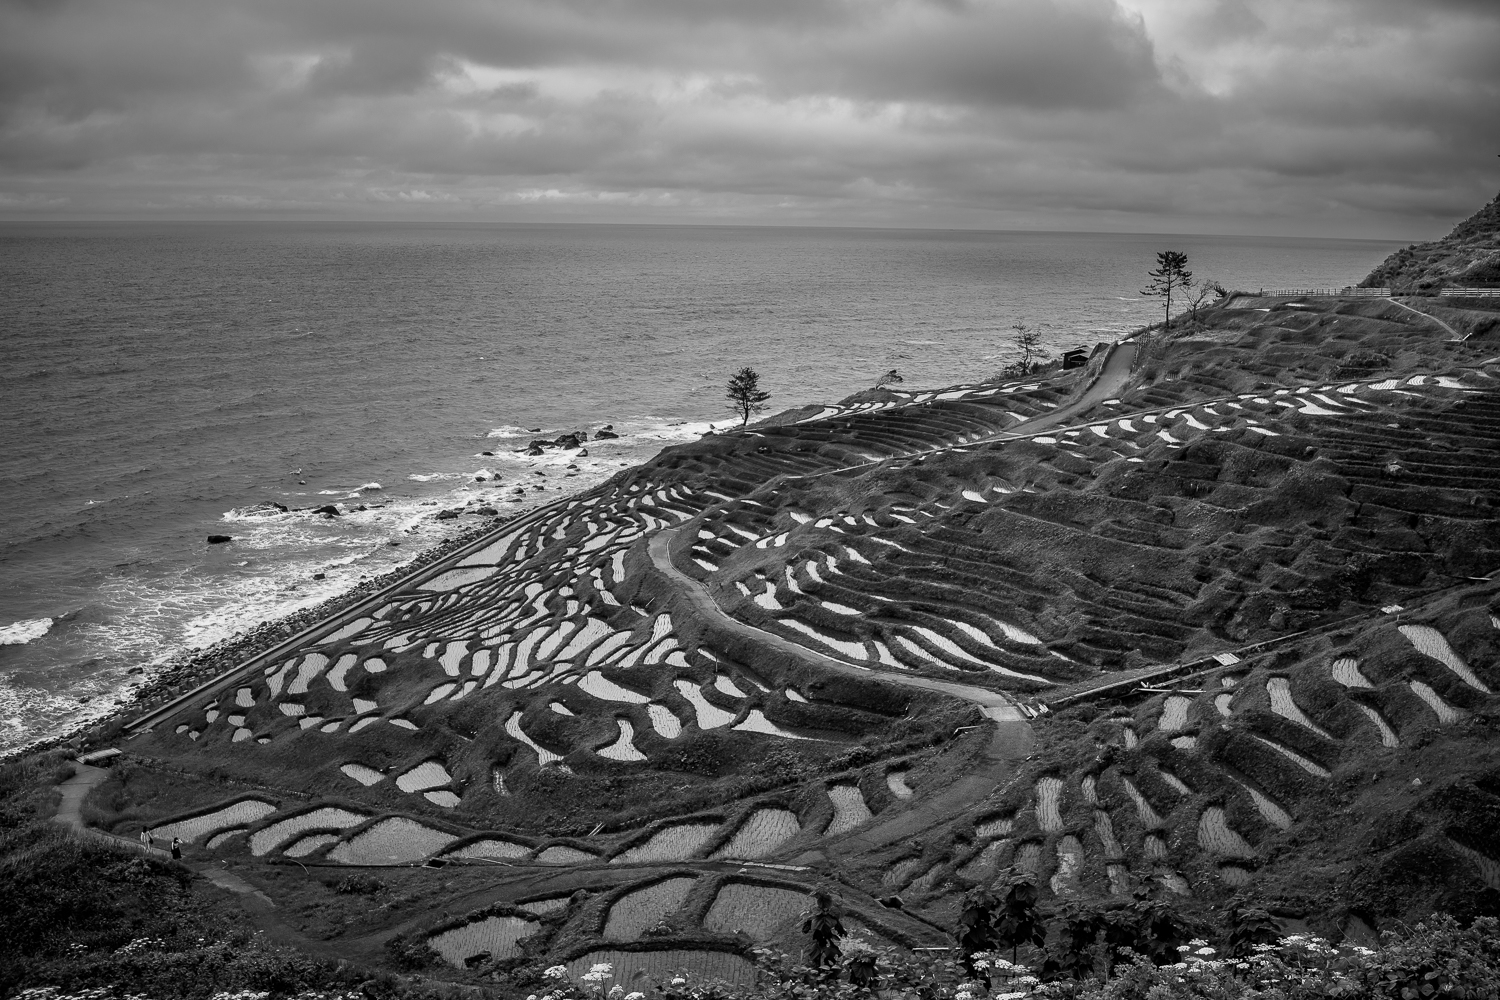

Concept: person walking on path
[[170, 837, 182, 860], [139, 828, 149, 849]]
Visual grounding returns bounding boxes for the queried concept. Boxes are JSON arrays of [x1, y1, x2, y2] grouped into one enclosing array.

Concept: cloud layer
[[1, 0, 1495, 235]]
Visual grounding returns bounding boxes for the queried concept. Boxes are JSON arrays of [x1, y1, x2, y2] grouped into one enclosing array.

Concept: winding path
[[648, 529, 1033, 854], [1387, 297, 1461, 341], [53, 763, 276, 905]]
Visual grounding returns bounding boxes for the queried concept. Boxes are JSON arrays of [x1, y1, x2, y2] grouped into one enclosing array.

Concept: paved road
[[992, 340, 1138, 439]]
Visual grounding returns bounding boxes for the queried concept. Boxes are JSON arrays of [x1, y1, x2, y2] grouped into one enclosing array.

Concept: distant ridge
[[1362, 190, 1500, 290]]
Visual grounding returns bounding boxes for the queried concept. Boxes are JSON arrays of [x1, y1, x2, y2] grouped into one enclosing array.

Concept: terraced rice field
[[284, 834, 340, 857], [1356, 704, 1401, 747], [603, 877, 696, 941], [328, 817, 458, 865], [886, 771, 914, 799], [703, 882, 809, 941], [204, 829, 245, 849], [1266, 678, 1331, 737], [1198, 806, 1256, 858], [536, 845, 597, 864], [429, 915, 538, 967], [959, 839, 1008, 881], [446, 838, 530, 861], [1410, 681, 1462, 723], [613, 823, 718, 864], [1122, 779, 1162, 828], [1035, 777, 1064, 832], [731, 709, 815, 740], [598, 719, 648, 762], [505, 711, 564, 766], [710, 808, 801, 859], [647, 703, 682, 738], [1234, 779, 1293, 830], [824, 785, 873, 835], [149, 798, 277, 843], [1050, 835, 1084, 894], [249, 808, 367, 856], [1156, 696, 1191, 732], [1331, 657, 1374, 688], [1400, 625, 1489, 692], [673, 681, 736, 729], [395, 761, 452, 792]]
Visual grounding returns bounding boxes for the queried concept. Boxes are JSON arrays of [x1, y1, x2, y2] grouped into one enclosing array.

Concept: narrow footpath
[[54, 763, 276, 905], [1386, 297, 1462, 340]]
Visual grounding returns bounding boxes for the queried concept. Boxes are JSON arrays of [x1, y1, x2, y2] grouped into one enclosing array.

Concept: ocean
[[0, 221, 1404, 753]]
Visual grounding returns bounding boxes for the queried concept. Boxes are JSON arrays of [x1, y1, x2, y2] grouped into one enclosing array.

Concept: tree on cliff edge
[[726, 366, 771, 427], [1142, 250, 1193, 328]]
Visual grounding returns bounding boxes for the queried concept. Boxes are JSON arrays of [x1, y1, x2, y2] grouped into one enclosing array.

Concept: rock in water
[[594, 429, 619, 439], [311, 504, 341, 516], [436, 509, 460, 520], [207, 534, 233, 544]]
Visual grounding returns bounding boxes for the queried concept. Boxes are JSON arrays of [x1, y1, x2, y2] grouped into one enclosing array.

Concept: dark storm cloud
[[0, 0, 1495, 235]]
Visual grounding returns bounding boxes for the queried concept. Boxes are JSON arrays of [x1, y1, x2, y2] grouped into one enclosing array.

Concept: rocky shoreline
[[7, 476, 619, 762]]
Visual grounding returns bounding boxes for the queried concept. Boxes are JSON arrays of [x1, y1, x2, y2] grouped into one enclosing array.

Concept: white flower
[[625, 994, 645, 1000], [544, 965, 570, 979], [1177, 944, 1192, 953], [671, 979, 685, 986], [1196, 946, 1216, 956], [1188, 938, 1208, 947], [590, 963, 614, 975], [955, 991, 974, 1000]]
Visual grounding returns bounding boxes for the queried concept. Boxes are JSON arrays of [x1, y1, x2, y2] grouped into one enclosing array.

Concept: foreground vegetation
[[5, 744, 1498, 1000]]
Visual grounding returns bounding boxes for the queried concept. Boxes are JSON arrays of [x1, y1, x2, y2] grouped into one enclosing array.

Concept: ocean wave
[[0, 618, 53, 646], [628, 420, 716, 442], [485, 425, 540, 438], [407, 472, 468, 482], [222, 503, 293, 522], [357, 482, 383, 491]]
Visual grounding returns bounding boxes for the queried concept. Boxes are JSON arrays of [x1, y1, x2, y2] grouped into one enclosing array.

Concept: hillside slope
[[48, 288, 1500, 991], [1362, 191, 1500, 290]]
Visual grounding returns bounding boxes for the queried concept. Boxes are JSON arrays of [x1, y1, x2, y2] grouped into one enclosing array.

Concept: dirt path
[[53, 762, 277, 905], [648, 530, 1034, 854], [1387, 297, 1462, 340]]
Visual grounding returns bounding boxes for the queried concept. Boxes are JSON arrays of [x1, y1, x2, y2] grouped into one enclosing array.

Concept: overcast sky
[[1, 0, 1496, 237]]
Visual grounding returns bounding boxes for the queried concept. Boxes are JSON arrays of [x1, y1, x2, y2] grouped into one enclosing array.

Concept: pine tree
[[725, 366, 771, 427], [1142, 251, 1194, 329]]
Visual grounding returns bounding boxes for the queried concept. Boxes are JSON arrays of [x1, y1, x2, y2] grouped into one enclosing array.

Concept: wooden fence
[[1439, 287, 1500, 298], [1256, 287, 1390, 297]]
